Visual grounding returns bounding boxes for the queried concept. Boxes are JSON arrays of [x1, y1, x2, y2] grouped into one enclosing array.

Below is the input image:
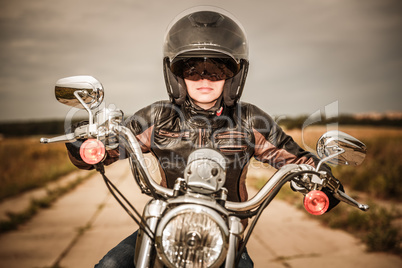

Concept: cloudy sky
[[0, 0, 401, 122]]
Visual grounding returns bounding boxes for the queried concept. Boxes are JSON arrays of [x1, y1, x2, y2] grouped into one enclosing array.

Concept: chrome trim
[[225, 216, 243, 268], [155, 204, 229, 268], [166, 194, 229, 216], [334, 189, 370, 211], [316, 130, 366, 166], [55, 75, 104, 110], [225, 164, 305, 211], [112, 125, 174, 198], [40, 132, 76, 144], [135, 200, 167, 268], [316, 148, 345, 171]]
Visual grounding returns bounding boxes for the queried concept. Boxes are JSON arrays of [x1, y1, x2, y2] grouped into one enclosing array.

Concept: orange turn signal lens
[[79, 139, 106, 165]]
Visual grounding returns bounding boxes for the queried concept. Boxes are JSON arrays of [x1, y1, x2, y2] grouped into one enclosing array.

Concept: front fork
[[225, 216, 244, 268], [134, 200, 244, 268], [135, 199, 167, 268]]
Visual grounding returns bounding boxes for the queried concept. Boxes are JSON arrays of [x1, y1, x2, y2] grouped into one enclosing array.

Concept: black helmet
[[163, 6, 249, 106]]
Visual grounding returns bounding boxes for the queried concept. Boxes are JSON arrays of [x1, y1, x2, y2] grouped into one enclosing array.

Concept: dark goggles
[[171, 57, 240, 81]]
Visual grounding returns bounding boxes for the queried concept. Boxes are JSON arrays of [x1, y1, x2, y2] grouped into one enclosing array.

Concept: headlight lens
[[156, 205, 228, 268]]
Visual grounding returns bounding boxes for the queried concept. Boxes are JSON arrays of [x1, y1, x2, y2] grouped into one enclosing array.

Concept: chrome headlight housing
[[184, 148, 227, 194], [155, 204, 229, 268]]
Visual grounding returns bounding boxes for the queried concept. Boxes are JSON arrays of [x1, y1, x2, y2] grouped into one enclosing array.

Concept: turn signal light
[[80, 139, 106, 165], [304, 190, 329, 215]]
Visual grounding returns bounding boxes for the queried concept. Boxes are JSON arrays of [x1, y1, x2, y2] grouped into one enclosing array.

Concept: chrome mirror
[[55, 75, 104, 109], [316, 130, 366, 166]]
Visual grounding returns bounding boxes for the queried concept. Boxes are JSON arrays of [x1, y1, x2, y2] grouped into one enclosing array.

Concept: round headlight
[[156, 205, 228, 268]]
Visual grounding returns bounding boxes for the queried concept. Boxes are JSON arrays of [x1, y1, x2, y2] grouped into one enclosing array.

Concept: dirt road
[[0, 160, 401, 268]]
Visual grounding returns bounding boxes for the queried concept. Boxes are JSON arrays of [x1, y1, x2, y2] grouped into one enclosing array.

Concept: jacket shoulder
[[124, 100, 174, 134], [235, 102, 276, 127]]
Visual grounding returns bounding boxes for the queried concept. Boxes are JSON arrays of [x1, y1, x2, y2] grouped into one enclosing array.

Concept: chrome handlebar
[[107, 127, 370, 212], [111, 125, 174, 198], [40, 116, 369, 212], [225, 164, 305, 211]]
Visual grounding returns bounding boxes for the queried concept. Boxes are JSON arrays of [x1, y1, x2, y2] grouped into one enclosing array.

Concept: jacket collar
[[182, 96, 231, 128]]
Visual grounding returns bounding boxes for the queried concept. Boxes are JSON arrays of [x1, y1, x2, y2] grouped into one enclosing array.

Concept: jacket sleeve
[[248, 104, 321, 169], [247, 103, 341, 211], [66, 103, 155, 170]]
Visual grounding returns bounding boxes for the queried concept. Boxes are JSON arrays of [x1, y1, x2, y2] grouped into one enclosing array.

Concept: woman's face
[[184, 79, 225, 110]]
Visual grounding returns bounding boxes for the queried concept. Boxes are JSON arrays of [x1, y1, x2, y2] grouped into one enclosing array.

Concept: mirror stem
[[316, 148, 345, 171], [74, 90, 96, 135]]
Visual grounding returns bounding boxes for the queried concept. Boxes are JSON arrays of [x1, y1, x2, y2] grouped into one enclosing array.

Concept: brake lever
[[40, 133, 76, 144], [320, 175, 370, 212], [333, 190, 370, 211], [40, 124, 91, 144]]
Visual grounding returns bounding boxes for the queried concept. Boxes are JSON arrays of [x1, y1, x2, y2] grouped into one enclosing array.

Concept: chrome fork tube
[[225, 216, 244, 268], [135, 200, 167, 268]]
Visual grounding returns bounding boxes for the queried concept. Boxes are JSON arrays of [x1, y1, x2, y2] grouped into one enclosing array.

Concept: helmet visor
[[171, 57, 240, 81]]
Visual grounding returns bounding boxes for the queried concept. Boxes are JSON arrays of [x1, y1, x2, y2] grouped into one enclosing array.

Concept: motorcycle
[[40, 75, 369, 268]]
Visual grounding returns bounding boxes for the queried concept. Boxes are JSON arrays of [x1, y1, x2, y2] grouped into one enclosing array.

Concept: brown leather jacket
[[69, 100, 334, 204]]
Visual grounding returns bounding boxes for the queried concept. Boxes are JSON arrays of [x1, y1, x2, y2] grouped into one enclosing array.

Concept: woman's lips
[[197, 87, 213, 92]]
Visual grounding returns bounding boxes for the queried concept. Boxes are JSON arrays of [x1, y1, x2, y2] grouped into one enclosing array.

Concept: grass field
[[249, 125, 402, 255], [286, 126, 402, 201], [0, 136, 76, 201]]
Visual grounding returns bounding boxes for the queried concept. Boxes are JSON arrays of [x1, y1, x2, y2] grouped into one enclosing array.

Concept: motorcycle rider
[[66, 6, 342, 268]]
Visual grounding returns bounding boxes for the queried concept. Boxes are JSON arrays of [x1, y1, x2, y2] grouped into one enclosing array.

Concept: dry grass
[[0, 136, 76, 201], [287, 126, 402, 201], [248, 125, 402, 255]]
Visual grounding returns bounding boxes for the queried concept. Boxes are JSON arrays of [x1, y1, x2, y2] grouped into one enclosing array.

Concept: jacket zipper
[[198, 128, 207, 148]]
